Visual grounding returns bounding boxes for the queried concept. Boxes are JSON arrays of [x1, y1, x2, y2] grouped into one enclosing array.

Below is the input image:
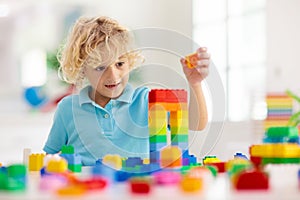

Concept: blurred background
[[0, 0, 300, 164]]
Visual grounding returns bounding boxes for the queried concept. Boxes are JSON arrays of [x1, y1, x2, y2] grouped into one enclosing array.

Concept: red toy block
[[149, 89, 187, 103], [235, 170, 269, 190], [250, 156, 262, 166], [130, 178, 151, 194], [206, 162, 226, 173]]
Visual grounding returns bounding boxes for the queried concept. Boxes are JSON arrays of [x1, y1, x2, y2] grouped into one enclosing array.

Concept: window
[[193, 0, 266, 121]]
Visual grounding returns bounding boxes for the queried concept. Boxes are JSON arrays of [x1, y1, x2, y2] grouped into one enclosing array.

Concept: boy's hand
[[180, 47, 210, 86]]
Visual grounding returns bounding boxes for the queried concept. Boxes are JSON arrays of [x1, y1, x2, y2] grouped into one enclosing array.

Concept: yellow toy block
[[29, 153, 45, 171], [143, 158, 150, 164], [148, 117, 167, 129], [149, 124, 168, 136], [160, 146, 182, 168], [185, 52, 198, 69], [149, 110, 167, 120], [250, 144, 300, 158], [46, 158, 68, 173], [203, 157, 222, 165], [225, 158, 252, 172], [102, 154, 122, 170]]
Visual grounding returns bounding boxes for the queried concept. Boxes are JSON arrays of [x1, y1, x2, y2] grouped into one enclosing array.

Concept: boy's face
[[84, 56, 130, 101]]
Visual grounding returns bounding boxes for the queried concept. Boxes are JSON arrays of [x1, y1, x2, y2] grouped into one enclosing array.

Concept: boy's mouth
[[105, 83, 120, 89]]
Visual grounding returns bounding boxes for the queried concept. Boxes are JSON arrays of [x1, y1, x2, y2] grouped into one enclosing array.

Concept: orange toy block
[[149, 102, 188, 112], [160, 146, 182, 168], [185, 52, 198, 68], [180, 176, 203, 192]]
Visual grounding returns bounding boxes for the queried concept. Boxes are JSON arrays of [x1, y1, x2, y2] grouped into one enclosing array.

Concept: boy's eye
[[95, 66, 106, 71], [116, 62, 125, 67]]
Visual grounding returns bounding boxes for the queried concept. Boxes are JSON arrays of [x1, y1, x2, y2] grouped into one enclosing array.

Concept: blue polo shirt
[[43, 84, 150, 166]]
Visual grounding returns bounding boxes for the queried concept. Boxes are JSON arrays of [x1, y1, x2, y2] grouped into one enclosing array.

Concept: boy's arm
[[181, 47, 210, 131], [188, 83, 208, 131]]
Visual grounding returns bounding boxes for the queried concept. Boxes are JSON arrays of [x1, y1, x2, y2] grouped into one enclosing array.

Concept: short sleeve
[[43, 102, 68, 154]]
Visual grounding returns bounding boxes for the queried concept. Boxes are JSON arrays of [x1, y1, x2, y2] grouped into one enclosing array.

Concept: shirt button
[[104, 114, 109, 118]]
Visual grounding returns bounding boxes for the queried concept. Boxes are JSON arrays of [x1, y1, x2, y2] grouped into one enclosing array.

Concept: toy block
[[153, 171, 182, 185], [23, 148, 31, 166], [234, 152, 248, 160], [68, 164, 82, 173], [129, 177, 152, 194], [180, 176, 202, 192], [250, 144, 300, 158], [56, 185, 86, 196], [205, 165, 218, 177], [170, 110, 188, 120], [170, 126, 189, 134], [171, 134, 188, 143], [29, 153, 45, 171], [266, 126, 298, 138], [234, 170, 269, 190], [160, 146, 182, 168], [125, 157, 143, 168], [262, 157, 300, 164], [143, 158, 150, 165], [60, 153, 81, 165], [225, 158, 252, 177], [7, 164, 27, 178], [170, 142, 188, 150], [182, 155, 197, 166], [185, 52, 198, 68], [76, 177, 107, 190], [149, 102, 188, 112], [149, 135, 167, 143], [61, 145, 75, 154], [39, 175, 68, 191], [149, 125, 168, 136], [170, 118, 189, 128], [149, 89, 187, 103], [250, 156, 262, 166], [203, 156, 222, 164], [102, 154, 122, 170], [148, 117, 167, 129], [46, 158, 68, 173], [150, 142, 167, 151], [92, 162, 117, 181], [206, 162, 226, 173]]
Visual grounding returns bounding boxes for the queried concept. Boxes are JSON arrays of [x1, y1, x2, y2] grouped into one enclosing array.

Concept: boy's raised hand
[[180, 47, 210, 86]]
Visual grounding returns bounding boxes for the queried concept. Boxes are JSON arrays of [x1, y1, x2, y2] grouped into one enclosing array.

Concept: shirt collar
[[79, 84, 134, 106]]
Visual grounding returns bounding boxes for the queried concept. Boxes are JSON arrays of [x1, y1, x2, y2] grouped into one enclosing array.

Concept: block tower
[[148, 89, 190, 168], [264, 93, 293, 131]]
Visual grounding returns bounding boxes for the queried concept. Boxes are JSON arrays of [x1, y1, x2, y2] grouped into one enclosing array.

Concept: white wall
[[266, 0, 300, 92], [0, 0, 193, 113]]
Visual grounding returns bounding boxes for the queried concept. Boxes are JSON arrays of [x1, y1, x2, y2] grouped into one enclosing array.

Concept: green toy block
[[61, 145, 75, 154], [171, 134, 188, 142], [7, 164, 26, 177], [68, 164, 82, 173], [266, 126, 298, 139], [262, 157, 300, 164], [205, 165, 218, 177], [149, 135, 167, 143]]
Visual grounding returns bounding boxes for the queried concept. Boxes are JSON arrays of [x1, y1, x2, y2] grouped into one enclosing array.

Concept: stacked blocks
[[60, 145, 82, 173], [148, 89, 189, 168], [250, 126, 300, 165], [264, 93, 293, 131]]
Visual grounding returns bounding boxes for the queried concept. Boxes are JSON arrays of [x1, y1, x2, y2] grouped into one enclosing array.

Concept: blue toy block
[[188, 155, 197, 165], [150, 142, 167, 151], [115, 170, 133, 182], [92, 163, 117, 182], [182, 150, 190, 158], [125, 157, 143, 168], [60, 153, 82, 165], [234, 152, 248, 160]]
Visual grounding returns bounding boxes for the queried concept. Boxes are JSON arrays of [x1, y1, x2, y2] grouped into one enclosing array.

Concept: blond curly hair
[[57, 16, 143, 87]]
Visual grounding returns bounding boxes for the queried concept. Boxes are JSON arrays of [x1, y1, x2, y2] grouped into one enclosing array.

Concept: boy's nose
[[105, 65, 119, 78]]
